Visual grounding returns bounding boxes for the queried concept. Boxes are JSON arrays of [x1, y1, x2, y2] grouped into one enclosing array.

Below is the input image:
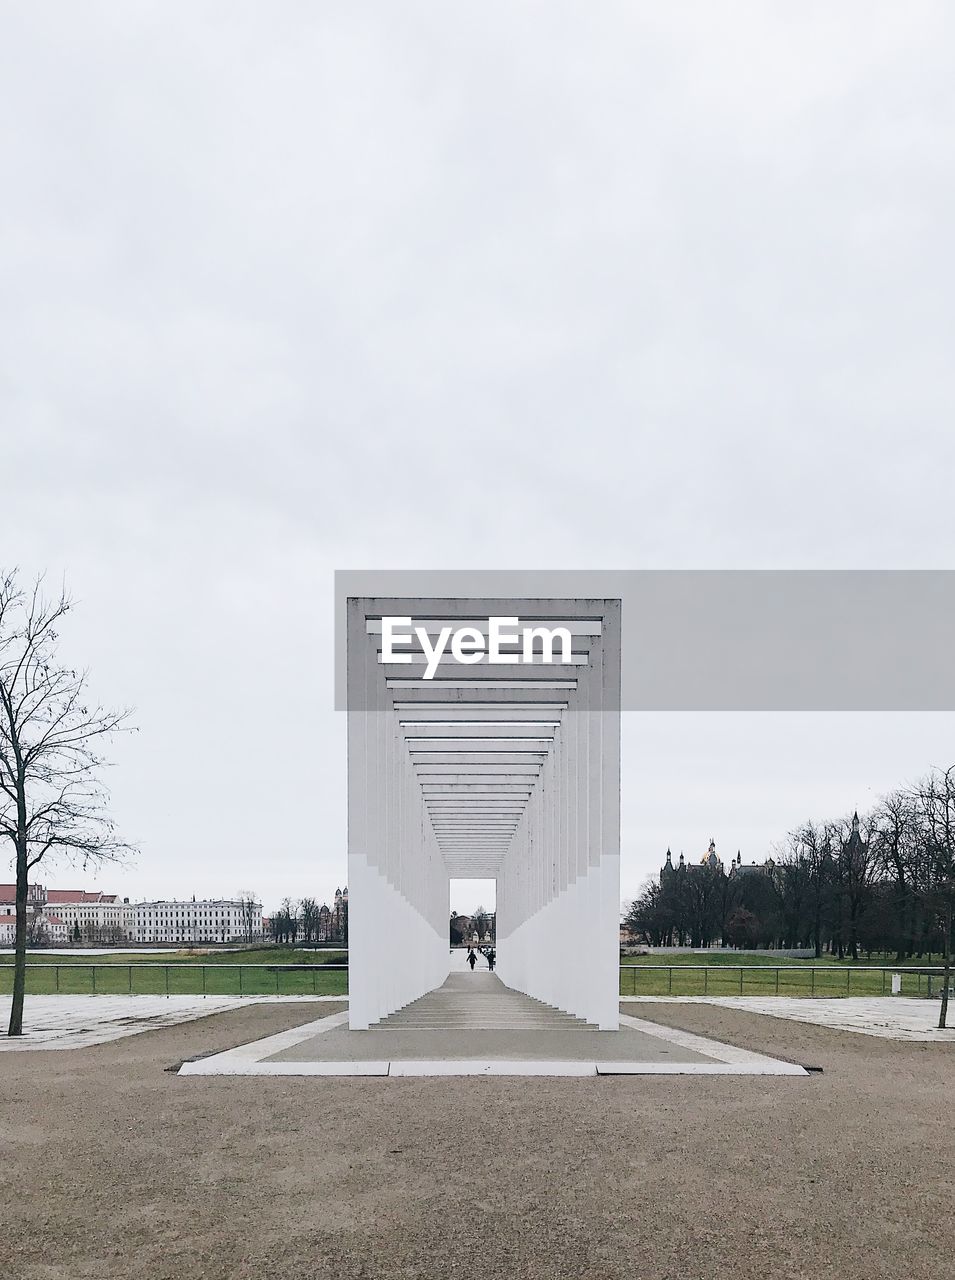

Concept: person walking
[[487, 948, 496, 972], [467, 948, 477, 971]]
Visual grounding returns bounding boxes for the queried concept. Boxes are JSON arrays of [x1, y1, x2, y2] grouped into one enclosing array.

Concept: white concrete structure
[[347, 597, 621, 1030]]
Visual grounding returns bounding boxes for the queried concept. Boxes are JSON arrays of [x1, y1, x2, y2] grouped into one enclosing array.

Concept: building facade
[[134, 898, 263, 944], [314, 888, 348, 944], [659, 840, 774, 886], [0, 885, 262, 946], [0, 885, 132, 944], [45, 890, 136, 943], [0, 911, 68, 945]]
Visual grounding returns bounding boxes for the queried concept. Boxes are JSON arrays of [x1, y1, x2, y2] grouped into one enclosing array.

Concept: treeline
[[28, 917, 128, 947], [625, 765, 955, 961], [269, 896, 348, 946]]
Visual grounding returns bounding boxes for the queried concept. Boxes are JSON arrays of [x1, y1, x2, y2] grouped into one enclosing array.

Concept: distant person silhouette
[[487, 949, 496, 972], [467, 949, 477, 970]]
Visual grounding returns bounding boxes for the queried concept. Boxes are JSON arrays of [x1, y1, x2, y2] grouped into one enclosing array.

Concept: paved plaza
[[0, 994, 335, 1050], [624, 995, 955, 1042], [180, 970, 807, 1077], [4, 979, 952, 1058], [1, 996, 952, 1280]]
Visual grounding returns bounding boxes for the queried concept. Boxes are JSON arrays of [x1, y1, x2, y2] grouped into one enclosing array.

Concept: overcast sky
[[3, 3, 955, 914]]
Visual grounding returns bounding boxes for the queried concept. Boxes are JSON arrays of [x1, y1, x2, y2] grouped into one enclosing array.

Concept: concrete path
[[447, 946, 491, 973], [180, 974, 808, 1077], [379, 970, 585, 1031]]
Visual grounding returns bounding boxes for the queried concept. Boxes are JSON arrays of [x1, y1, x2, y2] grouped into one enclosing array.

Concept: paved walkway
[[624, 995, 955, 1041], [8, 990, 948, 1052], [379, 970, 587, 1030], [181, 972, 807, 1077], [448, 946, 492, 972], [0, 995, 335, 1050]]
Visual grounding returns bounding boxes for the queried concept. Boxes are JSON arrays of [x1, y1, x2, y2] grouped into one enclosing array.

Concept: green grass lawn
[[618, 952, 942, 997], [0, 946, 346, 967], [0, 946, 941, 1001], [619, 951, 945, 967]]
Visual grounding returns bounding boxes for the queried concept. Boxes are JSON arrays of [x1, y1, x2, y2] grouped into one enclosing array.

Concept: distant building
[[659, 838, 721, 884], [730, 851, 775, 877], [0, 911, 70, 945], [45, 889, 135, 942], [331, 887, 348, 943], [450, 913, 472, 945], [309, 888, 348, 944], [0, 884, 132, 944], [660, 840, 775, 886], [0, 885, 263, 946], [134, 898, 262, 944], [0, 883, 46, 907], [449, 910, 495, 946]]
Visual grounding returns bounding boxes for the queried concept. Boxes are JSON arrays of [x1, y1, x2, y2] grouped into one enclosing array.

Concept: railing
[[0, 960, 946, 1000], [0, 963, 348, 997], [618, 964, 947, 998]]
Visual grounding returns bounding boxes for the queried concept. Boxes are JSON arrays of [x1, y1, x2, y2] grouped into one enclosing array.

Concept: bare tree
[[837, 812, 876, 962], [471, 904, 488, 941], [286, 898, 300, 945], [0, 573, 135, 1036], [236, 890, 260, 943], [870, 789, 920, 961], [25, 902, 49, 947], [299, 897, 318, 945], [909, 767, 955, 1029], [271, 897, 299, 945]]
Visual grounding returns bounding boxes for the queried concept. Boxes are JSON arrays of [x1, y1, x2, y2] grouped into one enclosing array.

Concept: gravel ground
[[1, 999, 952, 1280]]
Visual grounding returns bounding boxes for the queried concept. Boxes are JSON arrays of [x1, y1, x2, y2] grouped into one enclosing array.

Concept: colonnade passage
[[346, 598, 621, 1030]]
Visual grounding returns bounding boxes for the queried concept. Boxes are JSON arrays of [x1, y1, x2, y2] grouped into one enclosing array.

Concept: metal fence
[[0, 962, 349, 997], [0, 960, 947, 999], [618, 964, 947, 998]]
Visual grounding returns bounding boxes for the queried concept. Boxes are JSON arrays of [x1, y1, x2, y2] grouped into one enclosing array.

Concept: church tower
[[660, 848, 675, 886]]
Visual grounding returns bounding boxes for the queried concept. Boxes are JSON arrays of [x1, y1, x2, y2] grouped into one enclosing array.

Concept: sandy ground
[[1, 999, 953, 1280]]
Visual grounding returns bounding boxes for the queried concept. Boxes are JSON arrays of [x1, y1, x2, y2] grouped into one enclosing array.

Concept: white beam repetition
[[347, 598, 621, 1030]]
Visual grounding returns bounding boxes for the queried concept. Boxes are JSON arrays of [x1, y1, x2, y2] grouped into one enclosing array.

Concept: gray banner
[[335, 571, 955, 711]]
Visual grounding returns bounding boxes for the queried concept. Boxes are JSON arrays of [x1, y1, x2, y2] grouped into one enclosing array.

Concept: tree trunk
[[894, 881, 908, 963], [8, 835, 28, 1036], [938, 899, 952, 1032]]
